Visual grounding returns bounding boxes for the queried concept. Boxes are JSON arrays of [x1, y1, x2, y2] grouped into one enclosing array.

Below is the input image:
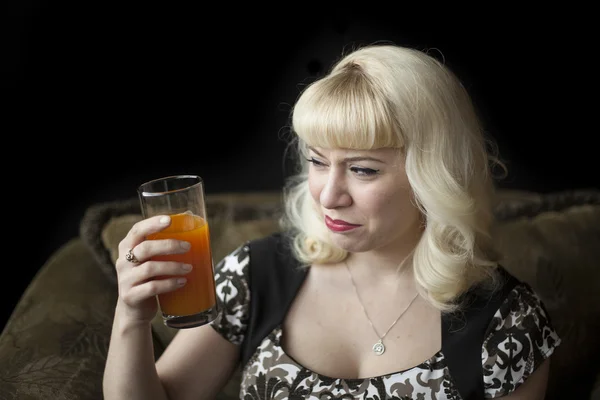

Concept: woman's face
[[307, 146, 423, 254]]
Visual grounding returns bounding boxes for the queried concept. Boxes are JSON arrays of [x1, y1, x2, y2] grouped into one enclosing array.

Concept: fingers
[[120, 261, 192, 305], [118, 215, 172, 256], [115, 238, 190, 286], [129, 238, 191, 265], [123, 277, 187, 305], [114, 214, 193, 319], [133, 261, 193, 285]]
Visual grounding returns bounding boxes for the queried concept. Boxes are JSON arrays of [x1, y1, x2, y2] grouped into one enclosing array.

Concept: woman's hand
[[115, 215, 192, 325]]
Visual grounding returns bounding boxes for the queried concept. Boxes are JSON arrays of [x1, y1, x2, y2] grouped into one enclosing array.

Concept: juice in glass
[[138, 174, 217, 329], [147, 212, 217, 317]]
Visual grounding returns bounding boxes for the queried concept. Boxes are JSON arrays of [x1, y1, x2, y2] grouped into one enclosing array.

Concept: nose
[[319, 170, 352, 209]]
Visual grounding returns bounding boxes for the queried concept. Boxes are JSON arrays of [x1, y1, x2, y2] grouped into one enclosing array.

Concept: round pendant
[[373, 340, 385, 356]]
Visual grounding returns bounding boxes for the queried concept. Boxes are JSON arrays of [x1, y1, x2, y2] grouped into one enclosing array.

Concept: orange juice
[[147, 212, 217, 317]]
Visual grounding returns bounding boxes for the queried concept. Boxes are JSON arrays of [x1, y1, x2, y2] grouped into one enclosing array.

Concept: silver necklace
[[344, 260, 419, 356]]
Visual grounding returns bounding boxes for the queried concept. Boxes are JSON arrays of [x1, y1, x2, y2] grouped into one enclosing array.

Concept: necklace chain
[[344, 260, 419, 355]]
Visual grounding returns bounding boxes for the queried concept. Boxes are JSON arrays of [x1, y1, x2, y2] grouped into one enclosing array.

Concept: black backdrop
[[2, 5, 598, 330]]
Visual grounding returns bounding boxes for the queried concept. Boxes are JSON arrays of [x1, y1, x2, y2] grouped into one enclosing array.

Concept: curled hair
[[280, 43, 504, 312]]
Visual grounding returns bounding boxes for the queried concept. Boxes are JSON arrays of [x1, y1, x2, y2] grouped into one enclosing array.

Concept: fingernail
[[159, 216, 170, 224], [180, 241, 191, 250], [176, 278, 187, 286], [182, 264, 192, 271]]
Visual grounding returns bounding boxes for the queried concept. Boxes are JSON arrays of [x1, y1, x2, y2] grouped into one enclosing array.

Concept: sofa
[[0, 188, 599, 399]]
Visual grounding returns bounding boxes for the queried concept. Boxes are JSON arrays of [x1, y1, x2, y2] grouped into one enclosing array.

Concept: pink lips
[[325, 216, 361, 232]]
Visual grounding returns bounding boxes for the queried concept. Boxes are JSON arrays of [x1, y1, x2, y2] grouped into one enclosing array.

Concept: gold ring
[[125, 248, 140, 264]]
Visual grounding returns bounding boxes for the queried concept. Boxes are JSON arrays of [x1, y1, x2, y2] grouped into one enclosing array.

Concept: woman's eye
[[306, 157, 326, 167], [350, 166, 379, 176]]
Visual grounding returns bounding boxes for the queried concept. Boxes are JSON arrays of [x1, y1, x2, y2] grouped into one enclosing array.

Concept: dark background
[[2, 5, 597, 331]]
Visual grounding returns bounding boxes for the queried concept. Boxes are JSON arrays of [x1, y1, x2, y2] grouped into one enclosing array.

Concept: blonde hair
[[280, 43, 505, 312]]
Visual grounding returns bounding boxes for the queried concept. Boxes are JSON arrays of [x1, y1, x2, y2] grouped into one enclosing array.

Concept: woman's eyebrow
[[344, 156, 385, 163], [308, 147, 385, 164]]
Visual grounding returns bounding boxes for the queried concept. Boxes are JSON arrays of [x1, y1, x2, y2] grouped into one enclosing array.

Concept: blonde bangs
[[291, 65, 404, 151]]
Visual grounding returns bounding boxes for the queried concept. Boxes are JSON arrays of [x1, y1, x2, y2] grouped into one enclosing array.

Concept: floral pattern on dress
[[210, 244, 561, 399], [482, 284, 561, 398], [240, 328, 457, 400], [210, 244, 251, 345]]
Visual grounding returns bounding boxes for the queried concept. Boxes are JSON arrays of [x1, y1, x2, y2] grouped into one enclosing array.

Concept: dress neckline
[[272, 325, 444, 381]]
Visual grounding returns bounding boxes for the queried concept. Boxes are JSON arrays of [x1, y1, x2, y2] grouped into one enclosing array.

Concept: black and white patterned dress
[[210, 243, 561, 400]]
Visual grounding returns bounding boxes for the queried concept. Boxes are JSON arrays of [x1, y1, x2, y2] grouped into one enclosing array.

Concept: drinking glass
[[137, 175, 218, 329]]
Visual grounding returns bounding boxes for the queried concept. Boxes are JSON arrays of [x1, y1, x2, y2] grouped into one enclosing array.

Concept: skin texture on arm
[[496, 358, 551, 400], [103, 302, 169, 400], [155, 325, 240, 400], [103, 303, 239, 400]]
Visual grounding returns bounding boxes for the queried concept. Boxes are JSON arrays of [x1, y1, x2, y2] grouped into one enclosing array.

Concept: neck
[[345, 253, 415, 290], [345, 221, 424, 285]]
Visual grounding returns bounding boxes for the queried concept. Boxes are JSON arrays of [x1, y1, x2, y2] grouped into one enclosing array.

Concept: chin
[[327, 232, 371, 253]]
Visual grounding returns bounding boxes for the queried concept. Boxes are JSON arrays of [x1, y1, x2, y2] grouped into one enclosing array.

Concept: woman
[[103, 43, 561, 399]]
